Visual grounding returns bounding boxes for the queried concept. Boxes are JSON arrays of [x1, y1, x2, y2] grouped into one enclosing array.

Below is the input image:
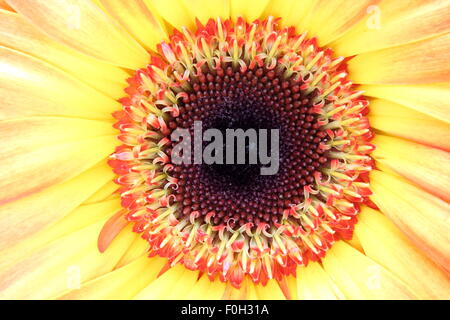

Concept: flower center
[[169, 65, 331, 229], [109, 17, 374, 288]]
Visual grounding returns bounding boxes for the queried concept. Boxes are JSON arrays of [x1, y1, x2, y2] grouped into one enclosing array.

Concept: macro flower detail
[[109, 17, 373, 288], [0, 0, 449, 300]]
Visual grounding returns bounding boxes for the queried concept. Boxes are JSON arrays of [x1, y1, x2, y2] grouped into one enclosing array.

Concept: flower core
[[170, 64, 332, 229], [109, 17, 374, 288]]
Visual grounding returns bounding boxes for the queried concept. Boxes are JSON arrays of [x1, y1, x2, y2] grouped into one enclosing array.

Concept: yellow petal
[[296, 263, 345, 300], [115, 237, 149, 268], [183, 275, 211, 300], [0, 198, 121, 271], [285, 275, 297, 300], [148, 0, 194, 30], [223, 281, 249, 300], [7, 0, 149, 69], [83, 180, 118, 205], [133, 264, 191, 299], [346, 233, 364, 253], [0, 222, 136, 299], [333, 0, 450, 55], [0, 162, 114, 251], [355, 206, 450, 300], [58, 256, 166, 300], [254, 279, 285, 300], [98, 0, 167, 51], [0, 46, 120, 120], [0, 117, 115, 152], [204, 278, 227, 300], [181, 0, 230, 25], [302, 0, 381, 46], [0, 134, 117, 205], [370, 170, 450, 272], [368, 98, 450, 151], [0, 9, 128, 99], [221, 276, 268, 300], [372, 135, 450, 202], [46, 199, 122, 246], [231, 0, 270, 22], [363, 83, 450, 123], [169, 269, 201, 300], [322, 241, 417, 299], [348, 34, 450, 85], [247, 281, 258, 300], [263, 0, 314, 29]]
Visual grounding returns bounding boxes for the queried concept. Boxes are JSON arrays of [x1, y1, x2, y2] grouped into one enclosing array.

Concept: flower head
[[0, 0, 449, 300], [110, 17, 374, 288]]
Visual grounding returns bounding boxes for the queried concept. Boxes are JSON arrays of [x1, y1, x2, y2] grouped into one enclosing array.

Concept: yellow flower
[[0, 0, 449, 300]]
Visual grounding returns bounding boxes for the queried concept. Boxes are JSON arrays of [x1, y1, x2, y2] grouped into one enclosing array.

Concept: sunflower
[[0, 0, 449, 300]]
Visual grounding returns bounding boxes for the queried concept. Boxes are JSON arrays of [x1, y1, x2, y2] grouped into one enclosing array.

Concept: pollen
[[109, 17, 374, 288]]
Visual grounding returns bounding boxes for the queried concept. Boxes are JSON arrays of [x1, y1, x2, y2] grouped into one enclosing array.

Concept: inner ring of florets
[[110, 17, 374, 288]]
